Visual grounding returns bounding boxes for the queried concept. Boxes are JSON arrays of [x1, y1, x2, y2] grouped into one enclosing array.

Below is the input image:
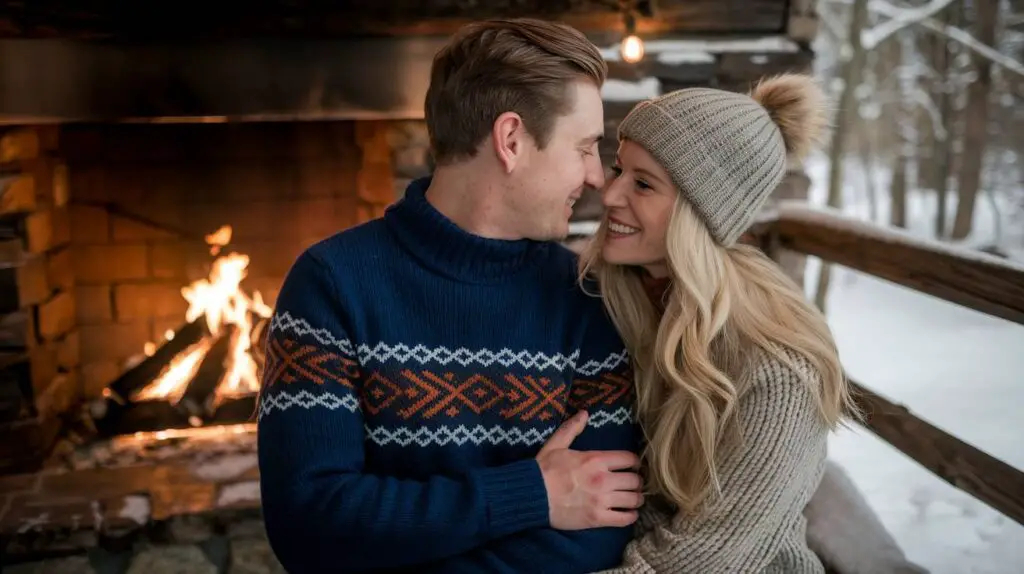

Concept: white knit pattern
[[258, 388, 360, 419], [269, 311, 628, 376]]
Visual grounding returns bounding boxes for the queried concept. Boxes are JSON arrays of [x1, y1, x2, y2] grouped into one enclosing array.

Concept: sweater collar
[[384, 177, 550, 283]]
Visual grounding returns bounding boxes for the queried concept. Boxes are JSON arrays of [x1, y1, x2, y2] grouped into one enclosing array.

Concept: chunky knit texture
[[597, 349, 830, 574], [257, 177, 640, 573], [617, 88, 788, 246]]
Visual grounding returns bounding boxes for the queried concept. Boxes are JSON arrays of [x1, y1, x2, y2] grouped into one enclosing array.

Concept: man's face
[[508, 80, 606, 241]]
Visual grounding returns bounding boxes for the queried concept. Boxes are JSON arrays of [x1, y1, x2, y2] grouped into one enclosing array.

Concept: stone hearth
[[0, 425, 280, 573]]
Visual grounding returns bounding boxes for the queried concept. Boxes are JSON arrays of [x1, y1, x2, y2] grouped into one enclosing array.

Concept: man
[[257, 18, 642, 573]]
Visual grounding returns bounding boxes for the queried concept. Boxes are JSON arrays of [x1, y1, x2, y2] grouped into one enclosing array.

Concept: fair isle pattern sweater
[[256, 177, 640, 574], [599, 349, 829, 574]]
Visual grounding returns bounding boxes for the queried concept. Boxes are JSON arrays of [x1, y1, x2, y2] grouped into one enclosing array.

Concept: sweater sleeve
[[599, 352, 829, 574], [257, 249, 551, 573], [416, 316, 642, 574]]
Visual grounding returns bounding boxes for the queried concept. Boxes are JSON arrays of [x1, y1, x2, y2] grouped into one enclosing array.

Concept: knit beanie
[[616, 73, 828, 246]]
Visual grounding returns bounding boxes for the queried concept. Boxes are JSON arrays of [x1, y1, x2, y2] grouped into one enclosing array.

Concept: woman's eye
[[636, 179, 652, 191]]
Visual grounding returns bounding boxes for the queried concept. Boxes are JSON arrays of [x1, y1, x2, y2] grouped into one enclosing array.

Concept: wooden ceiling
[[0, 0, 791, 39]]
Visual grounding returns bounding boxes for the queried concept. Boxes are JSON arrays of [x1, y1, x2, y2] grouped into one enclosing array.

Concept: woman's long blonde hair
[[580, 204, 858, 515], [579, 75, 860, 516]]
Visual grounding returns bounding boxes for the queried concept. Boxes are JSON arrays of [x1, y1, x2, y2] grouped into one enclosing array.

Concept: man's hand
[[536, 411, 644, 530]]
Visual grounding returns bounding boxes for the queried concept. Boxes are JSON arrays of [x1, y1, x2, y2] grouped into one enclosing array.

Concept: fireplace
[[0, 118, 431, 473]]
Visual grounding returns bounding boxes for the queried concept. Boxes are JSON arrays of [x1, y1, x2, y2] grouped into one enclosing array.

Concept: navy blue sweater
[[257, 177, 639, 573]]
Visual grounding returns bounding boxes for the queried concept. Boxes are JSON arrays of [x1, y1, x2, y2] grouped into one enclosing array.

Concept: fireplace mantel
[[0, 37, 443, 124]]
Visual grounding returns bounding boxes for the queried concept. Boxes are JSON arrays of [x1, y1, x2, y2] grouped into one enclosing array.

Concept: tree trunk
[[890, 29, 916, 230], [932, 4, 955, 239], [814, 0, 871, 313], [859, 134, 879, 223], [951, 0, 999, 239], [890, 153, 908, 228], [917, 3, 955, 238]]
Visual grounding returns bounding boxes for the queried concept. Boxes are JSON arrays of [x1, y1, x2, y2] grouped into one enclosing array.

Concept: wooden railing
[[755, 202, 1024, 526]]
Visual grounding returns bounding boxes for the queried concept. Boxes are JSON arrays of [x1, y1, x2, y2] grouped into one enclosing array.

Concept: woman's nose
[[602, 177, 627, 208]]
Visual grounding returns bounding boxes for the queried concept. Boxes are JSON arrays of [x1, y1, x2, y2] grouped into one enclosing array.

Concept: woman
[[580, 74, 860, 573]]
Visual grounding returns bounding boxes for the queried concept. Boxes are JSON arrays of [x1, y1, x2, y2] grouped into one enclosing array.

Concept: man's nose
[[585, 154, 606, 190]]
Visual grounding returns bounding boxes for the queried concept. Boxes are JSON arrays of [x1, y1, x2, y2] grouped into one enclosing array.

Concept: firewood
[[104, 318, 209, 404]]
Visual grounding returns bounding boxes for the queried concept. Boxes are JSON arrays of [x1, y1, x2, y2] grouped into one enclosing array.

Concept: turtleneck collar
[[383, 177, 550, 284]]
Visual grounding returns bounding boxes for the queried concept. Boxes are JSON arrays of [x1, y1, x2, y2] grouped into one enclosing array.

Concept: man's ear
[[492, 111, 525, 174]]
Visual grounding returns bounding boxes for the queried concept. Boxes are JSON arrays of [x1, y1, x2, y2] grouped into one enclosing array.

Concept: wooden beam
[[0, 0, 789, 39], [849, 379, 1024, 526], [770, 204, 1024, 325]]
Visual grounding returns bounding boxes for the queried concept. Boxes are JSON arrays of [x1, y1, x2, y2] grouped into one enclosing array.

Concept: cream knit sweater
[[598, 350, 829, 574]]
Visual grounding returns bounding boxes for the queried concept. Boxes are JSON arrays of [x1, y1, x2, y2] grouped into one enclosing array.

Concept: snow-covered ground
[[803, 154, 1024, 573]]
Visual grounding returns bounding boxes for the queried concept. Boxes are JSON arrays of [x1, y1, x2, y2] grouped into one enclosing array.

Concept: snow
[[118, 495, 151, 526], [217, 480, 261, 507], [190, 453, 258, 481], [802, 154, 1024, 573], [602, 77, 660, 102], [600, 35, 799, 61]]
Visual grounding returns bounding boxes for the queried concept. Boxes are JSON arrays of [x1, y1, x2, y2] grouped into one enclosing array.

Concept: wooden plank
[[0, 413, 63, 473], [0, 0, 788, 38], [849, 379, 1024, 525], [0, 309, 32, 348], [35, 290, 75, 341], [0, 172, 37, 215], [0, 253, 49, 314], [0, 352, 31, 422], [771, 204, 1024, 325], [24, 207, 71, 255]]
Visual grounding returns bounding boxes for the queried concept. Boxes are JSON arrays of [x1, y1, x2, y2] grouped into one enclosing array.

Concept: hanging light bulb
[[619, 12, 644, 64], [620, 34, 644, 63]]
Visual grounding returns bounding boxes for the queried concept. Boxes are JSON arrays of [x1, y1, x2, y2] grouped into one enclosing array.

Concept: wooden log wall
[[0, 126, 79, 473], [0, 0, 790, 39]]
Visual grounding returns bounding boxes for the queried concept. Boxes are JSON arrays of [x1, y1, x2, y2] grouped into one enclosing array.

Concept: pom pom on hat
[[749, 73, 829, 160]]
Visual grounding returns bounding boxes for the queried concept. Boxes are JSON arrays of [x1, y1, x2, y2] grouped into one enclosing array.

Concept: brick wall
[[52, 120, 399, 400]]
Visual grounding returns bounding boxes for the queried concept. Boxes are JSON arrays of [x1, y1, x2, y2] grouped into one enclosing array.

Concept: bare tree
[[951, 0, 1000, 239], [815, 0, 871, 312]]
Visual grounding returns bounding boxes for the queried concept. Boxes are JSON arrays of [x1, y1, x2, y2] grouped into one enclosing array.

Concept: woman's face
[[599, 139, 677, 277]]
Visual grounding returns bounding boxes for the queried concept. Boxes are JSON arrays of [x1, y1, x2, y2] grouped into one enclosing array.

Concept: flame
[[132, 224, 273, 404], [133, 339, 214, 403]]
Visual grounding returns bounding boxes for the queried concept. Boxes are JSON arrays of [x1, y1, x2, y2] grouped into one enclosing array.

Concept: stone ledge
[[1, 426, 262, 561], [4, 535, 287, 574]]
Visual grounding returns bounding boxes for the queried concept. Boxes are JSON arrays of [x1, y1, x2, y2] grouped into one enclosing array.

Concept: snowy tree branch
[[910, 86, 948, 141], [861, 0, 959, 49], [867, 0, 1024, 78], [818, 2, 848, 40]]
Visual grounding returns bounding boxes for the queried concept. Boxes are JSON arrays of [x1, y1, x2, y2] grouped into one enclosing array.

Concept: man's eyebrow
[[580, 133, 603, 145]]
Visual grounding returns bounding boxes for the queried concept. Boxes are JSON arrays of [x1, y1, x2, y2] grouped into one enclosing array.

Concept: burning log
[[104, 318, 210, 404], [176, 324, 238, 422]]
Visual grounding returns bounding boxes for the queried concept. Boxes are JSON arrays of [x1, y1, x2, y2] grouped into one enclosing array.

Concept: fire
[[133, 225, 273, 404]]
